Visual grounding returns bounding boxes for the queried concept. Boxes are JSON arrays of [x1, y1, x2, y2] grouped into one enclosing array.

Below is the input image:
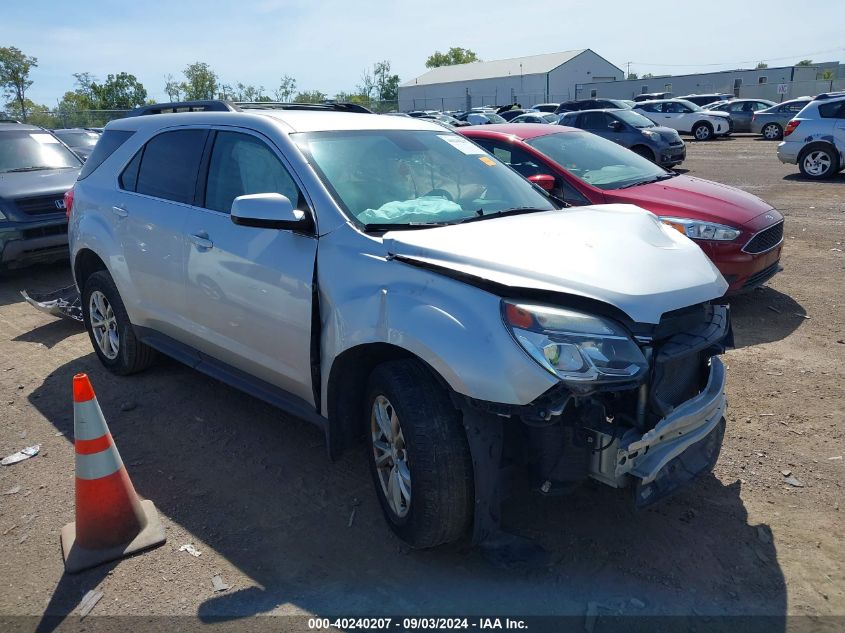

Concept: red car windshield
[[526, 131, 670, 190]]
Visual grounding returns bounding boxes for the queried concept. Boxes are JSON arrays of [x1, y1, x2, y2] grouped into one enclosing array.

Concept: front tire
[[762, 123, 782, 140], [631, 145, 656, 162], [81, 271, 157, 375], [692, 122, 714, 141], [365, 359, 473, 548], [798, 145, 839, 180]]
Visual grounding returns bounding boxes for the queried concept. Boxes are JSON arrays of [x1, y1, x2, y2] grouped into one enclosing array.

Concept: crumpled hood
[[383, 204, 727, 324], [604, 175, 774, 227]]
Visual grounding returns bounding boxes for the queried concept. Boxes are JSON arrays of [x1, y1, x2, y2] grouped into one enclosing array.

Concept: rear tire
[[365, 359, 473, 548], [692, 122, 714, 141], [82, 271, 157, 375], [798, 145, 839, 180], [761, 123, 782, 140], [631, 145, 656, 162]]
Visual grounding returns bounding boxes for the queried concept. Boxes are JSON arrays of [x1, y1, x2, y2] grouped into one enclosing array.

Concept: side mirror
[[231, 193, 311, 231], [527, 173, 556, 192], [609, 120, 624, 131]]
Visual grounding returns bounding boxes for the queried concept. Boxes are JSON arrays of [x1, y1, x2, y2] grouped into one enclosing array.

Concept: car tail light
[[64, 188, 74, 219], [784, 120, 801, 137]]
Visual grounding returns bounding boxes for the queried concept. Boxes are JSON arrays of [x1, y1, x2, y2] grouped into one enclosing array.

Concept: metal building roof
[[401, 50, 591, 87]]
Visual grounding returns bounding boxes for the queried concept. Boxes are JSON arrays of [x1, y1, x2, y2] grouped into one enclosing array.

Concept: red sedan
[[459, 124, 783, 294]]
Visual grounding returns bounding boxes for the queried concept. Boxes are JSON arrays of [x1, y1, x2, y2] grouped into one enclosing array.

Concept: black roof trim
[[815, 91, 845, 101]]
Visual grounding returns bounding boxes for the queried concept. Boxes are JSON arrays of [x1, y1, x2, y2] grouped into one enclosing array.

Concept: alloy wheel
[[371, 395, 411, 518], [89, 290, 119, 360], [802, 150, 832, 177], [763, 124, 780, 140]]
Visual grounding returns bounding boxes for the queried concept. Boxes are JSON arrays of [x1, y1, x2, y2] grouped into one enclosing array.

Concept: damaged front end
[[490, 301, 730, 510]]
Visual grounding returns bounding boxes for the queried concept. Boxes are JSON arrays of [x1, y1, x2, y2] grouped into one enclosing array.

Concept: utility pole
[[627, 61, 631, 79]]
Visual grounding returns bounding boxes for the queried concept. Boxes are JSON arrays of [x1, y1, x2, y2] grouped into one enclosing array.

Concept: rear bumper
[[588, 356, 727, 499], [776, 140, 801, 164], [0, 220, 69, 269]]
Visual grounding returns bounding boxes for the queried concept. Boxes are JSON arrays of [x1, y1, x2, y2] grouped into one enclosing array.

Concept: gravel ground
[[0, 135, 843, 631]]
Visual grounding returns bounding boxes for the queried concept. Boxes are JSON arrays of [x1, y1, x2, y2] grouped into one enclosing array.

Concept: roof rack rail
[[815, 91, 845, 101], [124, 99, 375, 118], [235, 101, 374, 114], [125, 100, 241, 117], [0, 118, 23, 124]]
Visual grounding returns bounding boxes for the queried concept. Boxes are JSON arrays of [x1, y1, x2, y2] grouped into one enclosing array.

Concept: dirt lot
[[0, 135, 843, 631]]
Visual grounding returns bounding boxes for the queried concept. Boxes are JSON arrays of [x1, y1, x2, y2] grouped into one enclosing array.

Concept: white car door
[[661, 102, 693, 133], [182, 128, 318, 405]]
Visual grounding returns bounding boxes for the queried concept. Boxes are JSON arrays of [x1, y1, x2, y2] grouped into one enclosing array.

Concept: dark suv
[[0, 122, 82, 270], [554, 99, 632, 114]]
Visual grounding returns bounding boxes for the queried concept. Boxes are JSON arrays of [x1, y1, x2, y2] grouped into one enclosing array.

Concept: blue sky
[[5, 0, 844, 106]]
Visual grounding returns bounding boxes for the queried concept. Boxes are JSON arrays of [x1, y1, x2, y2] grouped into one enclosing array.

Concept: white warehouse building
[[398, 49, 624, 112]]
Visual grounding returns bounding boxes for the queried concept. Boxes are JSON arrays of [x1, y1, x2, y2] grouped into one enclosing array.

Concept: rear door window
[[135, 129, 207, 204], [582, 112, 611, 130], [203, 131, 302, 213]]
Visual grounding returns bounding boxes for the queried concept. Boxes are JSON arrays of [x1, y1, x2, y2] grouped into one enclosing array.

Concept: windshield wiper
[[456, 207, 552, 224], [3, 166, 64, 173], [617, 173, 677, 189]]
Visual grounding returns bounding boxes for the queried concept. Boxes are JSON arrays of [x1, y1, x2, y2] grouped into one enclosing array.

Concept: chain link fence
[[1, 109, 131, 129]]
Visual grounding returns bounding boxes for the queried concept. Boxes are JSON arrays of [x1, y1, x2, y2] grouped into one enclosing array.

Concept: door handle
[[111, 205, 128, 218], [190, 234, 214, 250]]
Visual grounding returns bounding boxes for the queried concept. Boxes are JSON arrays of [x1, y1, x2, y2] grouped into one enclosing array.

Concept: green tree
[[642, 73, 655, 79], [755, 62, 768, 69], [180, 62, 218, 100], [820, 69, 836, 80], [626, 72, 638, 80], [293, 90, 327, 104], [274, 75, 297, 102], [91, 72, 147, 109], [374, 60, 400, 102], [796, 59, 813, 66], [0, 46, 38, 122], [425, 47, 480, 68], [164, 73, 183, 101], [334, 91, 370, 106]]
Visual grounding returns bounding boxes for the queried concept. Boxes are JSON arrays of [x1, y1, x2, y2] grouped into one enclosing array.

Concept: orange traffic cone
[[61, 373, 166, 573]]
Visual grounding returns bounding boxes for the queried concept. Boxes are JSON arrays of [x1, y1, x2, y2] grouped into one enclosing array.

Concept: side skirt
[[135, 326, 328, 432]]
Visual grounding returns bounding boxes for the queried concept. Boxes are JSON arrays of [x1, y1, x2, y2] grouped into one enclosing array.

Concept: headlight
[[502, 301, 648, 384], [642, 130, 661, 141], [659, 217, 741, 241]]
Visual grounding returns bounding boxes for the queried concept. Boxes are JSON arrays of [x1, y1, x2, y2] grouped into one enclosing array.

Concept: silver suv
[[68, 101, 731, 549], [777, 92, 845, 179]]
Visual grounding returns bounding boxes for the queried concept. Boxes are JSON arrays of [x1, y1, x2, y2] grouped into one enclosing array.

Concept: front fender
[[318, 233, 558, 414]]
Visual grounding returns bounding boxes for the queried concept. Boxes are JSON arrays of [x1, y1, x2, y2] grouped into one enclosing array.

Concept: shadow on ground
[[782, 172, 845, 183], [727, 286, 808, 349], [23, 346, 787, 631]]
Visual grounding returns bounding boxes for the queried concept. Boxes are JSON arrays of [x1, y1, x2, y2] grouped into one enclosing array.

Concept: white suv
[[777, 92, 845, 179], [634, 99, 732, 140], [68, 101, 731, 549]]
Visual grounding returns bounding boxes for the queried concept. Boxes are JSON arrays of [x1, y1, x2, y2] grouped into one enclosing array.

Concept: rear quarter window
[[818, 101, 845, 119], [78, 130, 134, 180]]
